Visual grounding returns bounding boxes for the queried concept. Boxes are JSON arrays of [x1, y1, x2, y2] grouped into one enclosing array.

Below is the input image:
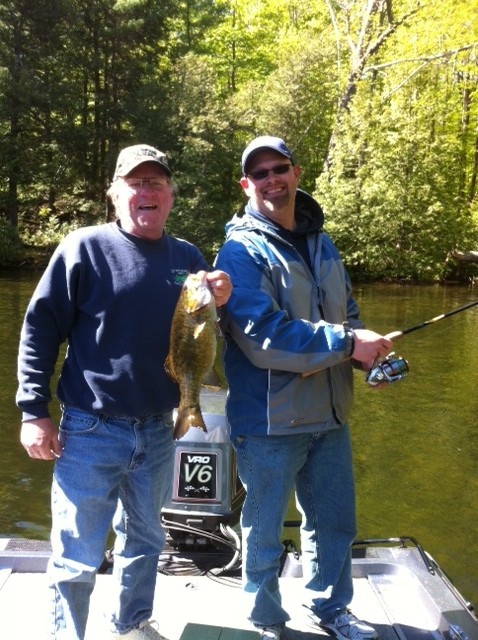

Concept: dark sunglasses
[[247, 163, 292, 181]]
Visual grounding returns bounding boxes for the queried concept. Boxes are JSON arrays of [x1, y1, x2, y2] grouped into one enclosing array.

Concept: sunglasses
[[247, 163, 292, 181]]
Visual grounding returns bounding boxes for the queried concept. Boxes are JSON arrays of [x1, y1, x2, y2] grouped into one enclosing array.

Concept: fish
[[165, 271, 218, 440]]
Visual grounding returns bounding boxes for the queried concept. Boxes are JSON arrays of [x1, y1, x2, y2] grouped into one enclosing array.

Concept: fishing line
[[366, 299, 478, 386]]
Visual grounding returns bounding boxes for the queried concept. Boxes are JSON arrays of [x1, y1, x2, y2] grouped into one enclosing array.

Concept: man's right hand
[[351, 329, 393, 371], [20, 418, 62, 460]]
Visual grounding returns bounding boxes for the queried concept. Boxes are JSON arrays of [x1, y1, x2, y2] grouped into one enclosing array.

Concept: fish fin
[[193, 320, 207, 339], [214, 319, 223, 338], [173, 405, 207, 440], [201, 367, 222, 391], [164, 354, 177, 382]]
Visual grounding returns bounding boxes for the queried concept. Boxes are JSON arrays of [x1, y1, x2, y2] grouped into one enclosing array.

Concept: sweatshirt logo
[[171, 269, 189, 286]]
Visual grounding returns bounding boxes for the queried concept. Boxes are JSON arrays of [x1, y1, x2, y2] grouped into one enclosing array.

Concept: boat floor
[[0, 570, 415, 640], [1, 540, 477, 640]]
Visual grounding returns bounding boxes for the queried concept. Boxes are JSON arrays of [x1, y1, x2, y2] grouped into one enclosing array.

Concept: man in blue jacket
[[215, 136, 392, 640], [16, 144, 231, 640]]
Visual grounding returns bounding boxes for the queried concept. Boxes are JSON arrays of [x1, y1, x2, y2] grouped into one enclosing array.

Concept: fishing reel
[[365, 352, 409, 387]]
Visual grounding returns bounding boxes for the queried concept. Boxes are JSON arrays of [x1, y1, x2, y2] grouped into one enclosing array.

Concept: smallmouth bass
[[165, 272, 218, 440]]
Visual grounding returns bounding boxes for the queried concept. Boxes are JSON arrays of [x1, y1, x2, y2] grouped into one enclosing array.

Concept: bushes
[[0, 218, 22, 266]]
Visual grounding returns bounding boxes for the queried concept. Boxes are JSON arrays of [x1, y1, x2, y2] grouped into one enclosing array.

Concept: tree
[[0, 0, 179, 230], [0, 0, 477, 280], [315, 0, 478, 280], [0, 0, 75, 225]]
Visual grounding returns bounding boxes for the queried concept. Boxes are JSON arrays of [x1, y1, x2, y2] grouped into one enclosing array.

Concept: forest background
[[0, 0, 477, 282]]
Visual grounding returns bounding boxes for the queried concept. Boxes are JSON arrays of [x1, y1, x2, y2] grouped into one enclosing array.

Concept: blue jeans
[[48, 406, 174, 639], [233, 426, 356, 627]]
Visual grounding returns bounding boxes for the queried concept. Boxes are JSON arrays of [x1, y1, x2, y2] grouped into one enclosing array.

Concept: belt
[[97, 411, 173, 424], [62, 404, 173, 425]]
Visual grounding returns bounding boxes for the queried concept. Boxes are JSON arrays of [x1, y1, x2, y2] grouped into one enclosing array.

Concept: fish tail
[[173, 405, 207, 440]]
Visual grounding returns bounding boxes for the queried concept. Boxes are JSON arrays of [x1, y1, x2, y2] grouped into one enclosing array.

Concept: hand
[[351, 329, 392, 370], [206, 270, 232, 307], [20, 418, 62, 460]]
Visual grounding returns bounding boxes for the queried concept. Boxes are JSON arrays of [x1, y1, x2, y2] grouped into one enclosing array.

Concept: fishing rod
[[366, 299, 478, 386], [384, 299, 478, 341]]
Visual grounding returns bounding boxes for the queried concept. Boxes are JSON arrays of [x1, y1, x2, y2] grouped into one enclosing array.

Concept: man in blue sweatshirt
[[16, 144, 231, 640]]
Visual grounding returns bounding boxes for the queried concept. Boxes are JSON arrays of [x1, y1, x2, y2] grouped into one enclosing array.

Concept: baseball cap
[[113, 144, 172, 180], [241, 136, 294, 175]]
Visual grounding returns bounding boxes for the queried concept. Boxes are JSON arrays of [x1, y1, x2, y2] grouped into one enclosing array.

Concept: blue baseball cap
[[241, 136, 294, 175]]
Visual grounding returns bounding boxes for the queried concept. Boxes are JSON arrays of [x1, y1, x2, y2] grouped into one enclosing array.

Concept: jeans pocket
[[60, 407, 102, 436]]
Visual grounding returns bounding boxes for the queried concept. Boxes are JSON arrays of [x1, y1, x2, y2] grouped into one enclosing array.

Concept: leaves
[[0, 0, 477, 280]]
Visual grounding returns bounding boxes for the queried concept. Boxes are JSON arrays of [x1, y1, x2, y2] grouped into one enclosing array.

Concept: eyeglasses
[[124, 177, 170, 190], [247, 164, 292, 181]]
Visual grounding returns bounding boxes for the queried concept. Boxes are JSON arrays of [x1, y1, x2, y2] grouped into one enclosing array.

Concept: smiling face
[[240, 150, 301, 230], [109, 161, 174, 240]]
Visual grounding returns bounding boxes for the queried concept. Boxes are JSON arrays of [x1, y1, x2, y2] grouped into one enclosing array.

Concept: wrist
[[343, 322, 355, 357]]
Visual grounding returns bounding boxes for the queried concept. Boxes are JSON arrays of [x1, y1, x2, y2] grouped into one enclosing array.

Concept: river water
[[0, 271, 477, 607]]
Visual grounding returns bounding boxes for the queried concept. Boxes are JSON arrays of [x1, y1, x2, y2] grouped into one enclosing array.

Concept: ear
[[239, 176, 251, 194]]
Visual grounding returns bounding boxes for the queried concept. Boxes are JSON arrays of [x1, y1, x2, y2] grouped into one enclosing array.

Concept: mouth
[[139, 204, 158, 211], [264, 185, 286, 198]]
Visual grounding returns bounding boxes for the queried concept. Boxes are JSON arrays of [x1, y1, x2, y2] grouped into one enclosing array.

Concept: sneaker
[[307, 609, 378, 640], [112, 620, 169, 640], [254, 623, 284, 639]]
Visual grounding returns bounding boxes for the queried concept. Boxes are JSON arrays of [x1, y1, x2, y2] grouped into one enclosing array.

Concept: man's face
[[112, 162, 174, 240], [240, 150, 301, 223]]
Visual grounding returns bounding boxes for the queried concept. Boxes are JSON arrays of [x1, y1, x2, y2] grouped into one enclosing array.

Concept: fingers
[[23, 443, 58, 461], [377, 337, 393, 358], [20, 419, 61, 461], [207, 270, 232, 306], [352, 329, 393, 363]]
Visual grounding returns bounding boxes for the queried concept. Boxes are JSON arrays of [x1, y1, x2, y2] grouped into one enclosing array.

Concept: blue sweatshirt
[[16, 221, 208, 420]]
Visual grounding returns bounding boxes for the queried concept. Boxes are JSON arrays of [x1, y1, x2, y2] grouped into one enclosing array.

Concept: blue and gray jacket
[[215, 189, 364, 438]]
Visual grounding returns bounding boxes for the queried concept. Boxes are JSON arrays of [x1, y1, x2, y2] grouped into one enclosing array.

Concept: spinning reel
[[363, 299, 478, 388], [365, 353, 409, 387]]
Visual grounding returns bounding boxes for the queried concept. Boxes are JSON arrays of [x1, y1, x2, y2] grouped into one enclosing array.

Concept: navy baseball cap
[[241, 136, 294, 175]]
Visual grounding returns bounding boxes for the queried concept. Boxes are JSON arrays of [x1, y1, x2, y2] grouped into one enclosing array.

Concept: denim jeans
[[48, 406, 174, 639], [233, 425, 356, 627]]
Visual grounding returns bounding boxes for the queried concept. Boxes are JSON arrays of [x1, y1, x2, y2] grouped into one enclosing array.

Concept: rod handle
[[384, 331, 403, 341]]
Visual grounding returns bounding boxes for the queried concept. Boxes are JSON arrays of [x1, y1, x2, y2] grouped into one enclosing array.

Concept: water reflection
[[1, 272, 477, 607]]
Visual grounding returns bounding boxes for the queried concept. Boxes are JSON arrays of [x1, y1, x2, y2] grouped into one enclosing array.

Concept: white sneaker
[[111, 620, 168, 640], [254, 624, 284, 639], [307, 609, 378, 640]]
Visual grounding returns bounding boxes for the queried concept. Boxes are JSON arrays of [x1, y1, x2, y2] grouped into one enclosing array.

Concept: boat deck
[[1, 537, 477, 640], [0, 567, 415, 640]]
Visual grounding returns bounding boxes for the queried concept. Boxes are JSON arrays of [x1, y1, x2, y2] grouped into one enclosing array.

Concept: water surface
[[1, 272, 476, 606]]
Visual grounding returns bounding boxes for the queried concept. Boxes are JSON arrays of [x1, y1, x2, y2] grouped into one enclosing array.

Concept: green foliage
[[316, 84, 473, 281], [313, 0, 478, 282], [19, 209, 92, 249], [0, 217, 22, 265], [0, 0, 477, 280]]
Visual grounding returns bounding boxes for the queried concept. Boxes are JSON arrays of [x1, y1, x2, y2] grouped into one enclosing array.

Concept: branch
[[363, 43, 478, 74], [381, 60, 430, 99]]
